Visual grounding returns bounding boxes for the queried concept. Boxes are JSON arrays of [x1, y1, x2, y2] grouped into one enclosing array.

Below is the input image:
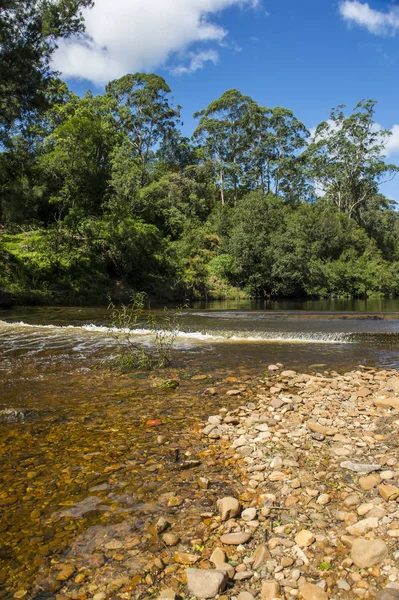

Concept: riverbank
[[23, 364, 399, 600]]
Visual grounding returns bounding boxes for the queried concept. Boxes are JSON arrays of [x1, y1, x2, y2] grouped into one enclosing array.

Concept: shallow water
[[1, 301, 399, 597]]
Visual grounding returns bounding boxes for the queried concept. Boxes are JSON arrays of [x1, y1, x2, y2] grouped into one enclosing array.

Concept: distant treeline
[[0, 76, 398, 303]]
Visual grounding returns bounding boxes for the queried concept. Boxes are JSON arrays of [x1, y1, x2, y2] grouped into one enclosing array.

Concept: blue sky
[[55, 0, 399, 201]]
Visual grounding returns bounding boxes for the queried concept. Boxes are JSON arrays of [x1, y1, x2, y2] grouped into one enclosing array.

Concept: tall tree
[[308, 100, 398, 219], [106, 74, 181, 187], [193, 89, 255, 204], [0, 0, 93, 142]]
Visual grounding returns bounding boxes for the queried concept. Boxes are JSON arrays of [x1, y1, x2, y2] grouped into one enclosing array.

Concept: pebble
[[298, 583, 329, 599], [220, 532, 252, 545], [351, 537, 389, 568], [260, 580, 280, 600], [217, 496, 241, 520], [295, 530, 315, 547], [186, 568, 228, 599], [162, 532, 180, 546]]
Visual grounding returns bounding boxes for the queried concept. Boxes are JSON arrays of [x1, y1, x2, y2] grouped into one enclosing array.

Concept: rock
[[198, 477, 209, 489], [374, 397, 399, 410], [359, 473, 380, 490], [217, 496, 241, 521], [186, 568, 228, 599], [281, 370, 297, 377], [379, 484, 399, 501], [386, 377, 399, 392], [252, 543, 272, 569], [220, 532, 252, 545], [356, 387, 371, 397], [340, 461, 381, 473], [174, 552, 199, 565], [158, 590, 178, 600], [234, 570, 253, 581], [376, 590, 399, 600], [261, 580, 280, 599], [298, 583, 328, 599], [210, 547, 235, 578], [0, 290, 13, 309], [295, 530, 315, 547], [238, 593, 255, 600], [346, 517, 379, 535], [162, 532, 180, 546], [241, 507, 257, 521], [337, 579, 350, 591], [268, 364, 280, 371], [317, 494, 330, 505], [307, 421, 337, 436], [350, 537, 389, 568], [155, 516, 169, 533]]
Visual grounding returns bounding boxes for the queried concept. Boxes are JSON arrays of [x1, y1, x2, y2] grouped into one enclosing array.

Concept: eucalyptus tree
[[0, 0, 93, 142], [106, 73, 181, 187], [243, 105, 309, 200], [308, 100, 398, 220], [193, 89, 256, 204]]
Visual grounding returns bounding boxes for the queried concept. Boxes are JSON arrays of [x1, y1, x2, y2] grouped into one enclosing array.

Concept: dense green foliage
[[0, 8, 398, 304]]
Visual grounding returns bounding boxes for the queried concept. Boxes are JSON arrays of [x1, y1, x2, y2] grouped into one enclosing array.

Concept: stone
[[317, 494, 330, 505], [217, 496, 241, 521], [220, 532, 252, 545], [162, 532, 180, 546], [359, 473, 380, 490], [298, 583, 328, 600], [238, 593, 255, 600], [350, 538, 389, 568], [234, 571, 253, 581], [337, 579, 350, 591], [374, 397, 399, 410], [174, 552, 199, 565], [186, 568, 227, 599], [281, 370, 297, 377], [295, 530, 315, 547], [340, 461, 381, 473], [261, 580, 280, 600], [241, 507, 257, 521], [210, 547, 235, 578], [252, 543, 272, 569], [155, 516, 169, 533], [268, 364, 280, 371], [357, 387, 371, 397], [386, 377, 399, 392], [157, 590, 178, 600], [375, 590, 399, 600], [307, 421, 337, 436], [379, 484, 399, 501], [346, 517, 379, 535]]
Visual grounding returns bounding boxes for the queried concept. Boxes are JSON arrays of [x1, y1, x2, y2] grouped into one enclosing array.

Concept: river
[[1, 300, 399, 598]]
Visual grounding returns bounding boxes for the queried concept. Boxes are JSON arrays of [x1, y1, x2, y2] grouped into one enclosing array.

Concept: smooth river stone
[[340, 461, 381, 473], [220, 532, 252, 545]]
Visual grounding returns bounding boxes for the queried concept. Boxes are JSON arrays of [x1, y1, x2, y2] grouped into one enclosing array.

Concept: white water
[[0, 319, 352, 345]]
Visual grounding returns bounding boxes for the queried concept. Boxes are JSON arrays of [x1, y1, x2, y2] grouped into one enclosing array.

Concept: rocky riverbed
[[21, 365, 399, 600]]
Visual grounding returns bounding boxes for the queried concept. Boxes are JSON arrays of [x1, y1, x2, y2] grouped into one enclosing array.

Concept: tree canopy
[[0, 67, 398, 304]]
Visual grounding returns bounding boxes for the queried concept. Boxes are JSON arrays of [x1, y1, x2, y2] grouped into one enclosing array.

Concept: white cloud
[[386, 124, 399, 155], [171, 50, 219, 75], [53, 0, 259, 85], [339, 1, 399, 36]]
